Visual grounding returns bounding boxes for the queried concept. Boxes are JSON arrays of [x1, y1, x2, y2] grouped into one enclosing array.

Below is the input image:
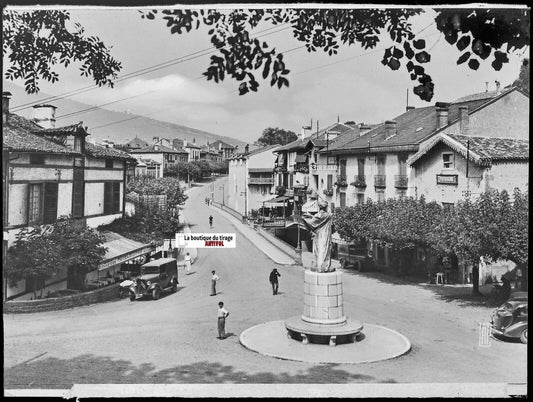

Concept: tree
[[6, 217, 107, 296], [513, 58, 530, 94], [257, 127, 298, 145], [142, 8, 529, 101], [3, 9, 122, 93], [127, 176, 188, 208], [164, 161, 190, 180], [6, 227, 64, 299]]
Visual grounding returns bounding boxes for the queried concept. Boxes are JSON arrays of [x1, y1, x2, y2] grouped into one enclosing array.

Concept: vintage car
[[334, 240, 373, 272], [129, 258, 178, 301], [490, 292, 528, 344]]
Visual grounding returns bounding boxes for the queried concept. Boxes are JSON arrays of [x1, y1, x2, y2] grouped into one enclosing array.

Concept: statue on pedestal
[[301, 190, 333, 272]]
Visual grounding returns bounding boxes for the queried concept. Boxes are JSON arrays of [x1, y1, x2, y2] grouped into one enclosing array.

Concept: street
[[3, 178, 527, 388]]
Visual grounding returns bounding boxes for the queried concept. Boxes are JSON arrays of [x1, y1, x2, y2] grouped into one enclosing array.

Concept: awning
[[249, 168, 273, 173], [263, 195, 293, 207], [98, 232, 156, 271]]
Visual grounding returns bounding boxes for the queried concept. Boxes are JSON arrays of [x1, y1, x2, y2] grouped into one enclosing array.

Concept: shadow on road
[[4, 355, 383, 388], [341, 269, 491, 308]]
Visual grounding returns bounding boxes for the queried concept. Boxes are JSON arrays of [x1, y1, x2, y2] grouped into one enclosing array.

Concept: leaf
[[456, 51, 471, 65], [456, 35, 470, 51], [388, 58, 401, 70], [414, 51, 430, 63], [468, 58, 480, 70], [413, 39, 425, 49]]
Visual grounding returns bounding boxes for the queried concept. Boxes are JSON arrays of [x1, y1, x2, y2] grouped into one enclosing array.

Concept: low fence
[[212, 201, 245, 222], [3, 283, 121, 314], [254, 225, 300, 260]]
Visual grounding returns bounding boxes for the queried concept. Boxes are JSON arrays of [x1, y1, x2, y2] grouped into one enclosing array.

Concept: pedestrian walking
[[209, 215, 213, 228], [210, 270, 219, 296], [217, 301, 229, 339], [184, 252, 192, 274], [269, 268, 281, 295]]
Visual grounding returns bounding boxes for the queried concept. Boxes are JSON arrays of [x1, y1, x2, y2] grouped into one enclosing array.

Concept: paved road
[[4, 179, 527, 389]]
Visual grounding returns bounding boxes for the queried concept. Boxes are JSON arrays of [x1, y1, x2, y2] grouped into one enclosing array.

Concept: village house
[[2, 92, 156, 300], [129, 138, 188, 177], [227, 144, 280, 218], [209, 139, 238, 160]]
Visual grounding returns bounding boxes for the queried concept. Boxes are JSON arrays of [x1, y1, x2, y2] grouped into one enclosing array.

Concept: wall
[[482, 162, 529, 194], [3, 283, 120, 313], [130, 152, 164, 177], [445, 90, 529, 140], [227, 158, 247, 215]]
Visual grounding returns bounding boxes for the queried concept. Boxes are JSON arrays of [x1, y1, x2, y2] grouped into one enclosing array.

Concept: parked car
[[129, 258, 178, 301], [490, 292, 528, 344], [335, 241, 373, 272]]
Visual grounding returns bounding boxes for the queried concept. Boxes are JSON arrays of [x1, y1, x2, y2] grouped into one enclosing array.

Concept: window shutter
[[72, 168, 84, 218], [113, 182, 121, 213], [43, 182, 58, 224], [104, 182, 113, 214]]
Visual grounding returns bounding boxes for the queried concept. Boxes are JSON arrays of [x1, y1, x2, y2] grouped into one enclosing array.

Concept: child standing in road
[[211, 270, 219, 296], [209, 215, 213, 228], [269, 268, 281, 295]]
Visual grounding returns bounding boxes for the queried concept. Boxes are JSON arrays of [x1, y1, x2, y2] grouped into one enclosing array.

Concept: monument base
[[285, 270, 363, 346]]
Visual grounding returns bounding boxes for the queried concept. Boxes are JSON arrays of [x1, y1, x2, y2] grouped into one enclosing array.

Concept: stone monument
[[285, 190, 363, 346]]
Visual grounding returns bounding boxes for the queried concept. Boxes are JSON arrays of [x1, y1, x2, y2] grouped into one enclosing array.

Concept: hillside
[[3, 81, 248, 149]]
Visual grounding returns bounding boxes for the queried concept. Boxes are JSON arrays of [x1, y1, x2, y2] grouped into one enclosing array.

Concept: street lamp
[[219, 184, 225, 206]]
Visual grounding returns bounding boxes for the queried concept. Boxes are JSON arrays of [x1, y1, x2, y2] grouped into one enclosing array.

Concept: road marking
[[20, 352, 47, 365]]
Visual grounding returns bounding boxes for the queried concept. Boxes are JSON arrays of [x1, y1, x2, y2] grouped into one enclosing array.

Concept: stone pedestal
[[285, 269, 363, 346]]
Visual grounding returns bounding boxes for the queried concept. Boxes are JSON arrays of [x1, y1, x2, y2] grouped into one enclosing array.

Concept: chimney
[[32, 104, 57, 129], [435, 102, 450, 129], [385, 120, 397, 139], [485, 82, 489, 92], [153, 136, 159, 144], [2, 91, 12, 124], [359, 123, 372, 137], [193, 137, 196, 144], [495, 80, 501, 93], [459, 106, 469, 136], [406, 106, 415, 112], [245, 144, 249, 154], [344, 121, 357, 128], [183, 139, 187, 147]]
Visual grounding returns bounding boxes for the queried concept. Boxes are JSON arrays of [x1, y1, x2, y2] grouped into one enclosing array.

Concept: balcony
[[248, 177, 274, 185], [350, 175, 366, 187], [273, 164, 287, 173], [394, 175, 408, 189], [294, 164, 309, 173], [374, 175, 386, 188], [334, 175, 348, 187], [323, 188, 334, 196]]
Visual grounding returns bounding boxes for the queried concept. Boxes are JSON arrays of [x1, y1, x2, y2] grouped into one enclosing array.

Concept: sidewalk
[[210, 204, 296, 266]]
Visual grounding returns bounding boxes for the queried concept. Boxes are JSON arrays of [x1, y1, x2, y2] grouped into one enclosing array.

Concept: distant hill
[[3, 81, 248, 149]]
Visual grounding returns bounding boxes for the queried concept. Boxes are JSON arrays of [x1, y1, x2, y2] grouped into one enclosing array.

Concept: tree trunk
[[472, 263, 481, 295], [33, 278, 37, 300]]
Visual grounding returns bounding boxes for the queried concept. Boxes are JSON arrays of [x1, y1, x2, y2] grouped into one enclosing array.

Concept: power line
[[10, 24, 292, 112]]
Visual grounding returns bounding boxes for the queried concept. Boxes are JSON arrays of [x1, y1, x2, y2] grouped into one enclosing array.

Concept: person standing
[[184, 252, 192, 274], [269, 268, 281, 295], [211, 270, 219, 296], [209, 215, 213, 228], [217, 301, 229, 339], [443, 256, 452, 284]]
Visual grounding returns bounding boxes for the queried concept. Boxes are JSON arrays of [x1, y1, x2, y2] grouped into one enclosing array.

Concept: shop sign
[[436, 174, 458, 185]]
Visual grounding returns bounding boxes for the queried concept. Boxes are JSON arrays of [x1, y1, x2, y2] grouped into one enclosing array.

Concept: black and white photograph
[[2, 2, 529, 398]]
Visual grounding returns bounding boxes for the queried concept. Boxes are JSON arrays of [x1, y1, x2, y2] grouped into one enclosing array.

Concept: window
[[29, 154, 45, 165], [72, 168, 84, 218], [105, 159, 114, 169], [104, 182, 121, 214], [28, 182, 58, 225], [376, 189, 385, 202], [28, 184, 43, 225], [377, 156, 386, 175], [442, 153, 454, 169], [339, 159, 347, 177], [357, 158, 365, 176], [327, 174, 333, 189], [396, 189, 407, 198], [74, 136, 82, 152], [339, 191, 346, 207], [398, 154, 408, 175], [357, 193, 365, 205]]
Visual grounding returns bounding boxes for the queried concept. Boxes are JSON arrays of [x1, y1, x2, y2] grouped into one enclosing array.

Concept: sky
[[3, 4, 529, 143]]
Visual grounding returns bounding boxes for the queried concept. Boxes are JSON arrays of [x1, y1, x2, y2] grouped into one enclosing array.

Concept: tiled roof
[[33, 122, 88, 136], [125, 137, 149, 148], [130, 144, 186, 154], [85, 143, 136, 161], [229, 144, 280, 160], [3, 114, 81, 155], [325, 94, 500, 154], [275, 123, 355, 152], [408, 133, 529, 166], [211, 140, 236, 149]]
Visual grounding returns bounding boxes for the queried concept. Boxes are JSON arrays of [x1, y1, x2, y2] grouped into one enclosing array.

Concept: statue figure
[[301, 190, 333, 272]]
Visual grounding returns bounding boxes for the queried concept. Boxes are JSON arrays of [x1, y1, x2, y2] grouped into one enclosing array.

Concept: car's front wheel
[[171, 282, 178, 293], [520, 328, 527, 344], [152, 287, 161, 300], [129, 292, 136, 302]]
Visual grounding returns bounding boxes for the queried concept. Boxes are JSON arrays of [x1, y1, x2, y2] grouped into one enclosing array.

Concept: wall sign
[[436, 174, 458, 185]]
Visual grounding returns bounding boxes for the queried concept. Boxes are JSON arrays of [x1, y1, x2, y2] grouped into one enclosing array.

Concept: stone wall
[[3, 283, 121, 314]]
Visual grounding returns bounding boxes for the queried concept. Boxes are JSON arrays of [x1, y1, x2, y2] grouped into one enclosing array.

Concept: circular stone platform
[[240, 320, 411, 364]]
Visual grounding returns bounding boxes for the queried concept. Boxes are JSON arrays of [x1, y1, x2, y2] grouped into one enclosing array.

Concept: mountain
[[3, 81, 248, 149]]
